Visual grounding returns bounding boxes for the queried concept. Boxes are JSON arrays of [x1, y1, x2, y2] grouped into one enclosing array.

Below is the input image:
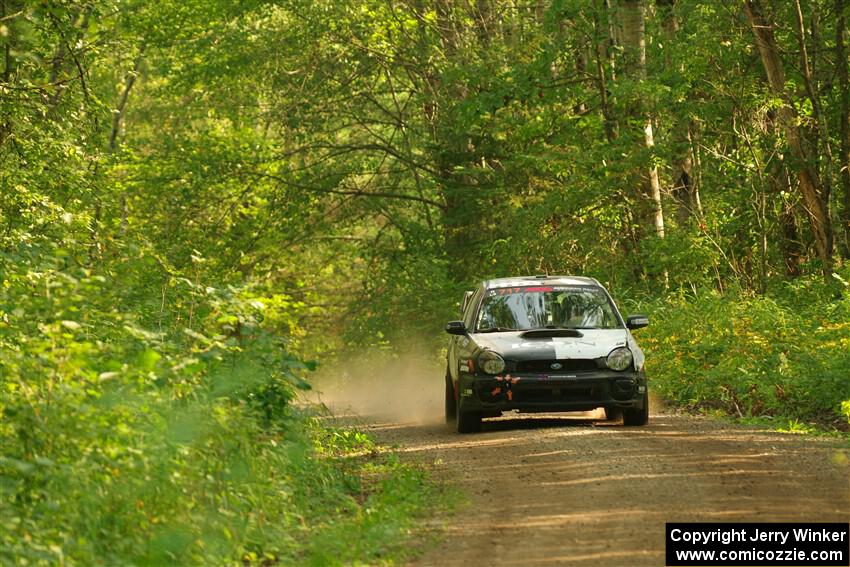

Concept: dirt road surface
[[363, 410, 850, 566]]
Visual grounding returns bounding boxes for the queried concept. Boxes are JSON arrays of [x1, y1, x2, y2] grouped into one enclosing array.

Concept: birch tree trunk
[[620, 0, 665, 238], [657, 0, 700, 225]]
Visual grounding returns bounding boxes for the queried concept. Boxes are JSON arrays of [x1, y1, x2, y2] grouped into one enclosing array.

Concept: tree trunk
[[689, 121, 704, 218], [744, 0, 833, 276], [428, 0, 479, 285], [473, 0, 492, 46], [593, 2, 618, 142], [112, 46, 145, 234], [779, 202, 803, 277], [657, 0, 697, 226], [772, 162, 804, 277], [644, 120, 665, 238], [0, 0, 15, 147], [620, 0, 665, 239], [47, 7, 92, 108], [110, 46, 145, 153], [671, 131, 696, 225], [604, 0, 618, 82], [792, 0, 833, 227], [619, 0, 646, 74], [574, 36, 588, 114], [837, 0, 850, 258]]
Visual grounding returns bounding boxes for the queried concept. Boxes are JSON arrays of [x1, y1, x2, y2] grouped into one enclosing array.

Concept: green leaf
[[138, 349, 161, 371]]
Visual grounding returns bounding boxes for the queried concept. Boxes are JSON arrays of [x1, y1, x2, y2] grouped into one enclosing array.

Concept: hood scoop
[[519, 329, 584, 339]]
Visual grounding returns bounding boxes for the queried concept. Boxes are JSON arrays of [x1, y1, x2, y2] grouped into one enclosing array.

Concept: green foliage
[[4, 0, 850, 561], [637, 276, 850, 427], [0, 251, 434, 565]]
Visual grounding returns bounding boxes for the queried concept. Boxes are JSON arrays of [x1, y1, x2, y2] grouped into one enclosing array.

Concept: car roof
[[483, 275, 601, 289]]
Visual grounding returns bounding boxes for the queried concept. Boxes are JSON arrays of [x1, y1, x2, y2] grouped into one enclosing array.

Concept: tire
[[623, 390, 649, 426], [456, 409, 482, 433], [445, 375, 457, 424], [604, 406, 623, 421]]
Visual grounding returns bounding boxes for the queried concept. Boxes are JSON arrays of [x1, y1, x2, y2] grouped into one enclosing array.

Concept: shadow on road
[[480, 413, 615, 432]]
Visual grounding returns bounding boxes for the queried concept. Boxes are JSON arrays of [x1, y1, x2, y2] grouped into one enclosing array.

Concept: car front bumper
[[456, 370, 647, 414]]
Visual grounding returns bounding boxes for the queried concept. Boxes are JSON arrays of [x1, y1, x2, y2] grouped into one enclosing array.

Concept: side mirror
[[445, 321, 468, 335], [626, 314, 649, 330]]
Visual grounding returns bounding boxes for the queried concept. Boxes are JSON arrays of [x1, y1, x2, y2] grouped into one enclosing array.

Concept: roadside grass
[[0, 254, 451, 566], [729, 414, 850, 441], [0, 300, 444, 566], [298, 414, 453, 566], [1, 364, 443, 566], [304, 410, 463, 566]]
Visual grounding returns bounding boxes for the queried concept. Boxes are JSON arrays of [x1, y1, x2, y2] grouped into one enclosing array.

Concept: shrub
[[0, 251, 433, 565], [636, 279, 850, 426]]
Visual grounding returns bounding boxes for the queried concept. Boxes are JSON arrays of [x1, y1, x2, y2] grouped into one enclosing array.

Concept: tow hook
[[490, 374, 520, 401]]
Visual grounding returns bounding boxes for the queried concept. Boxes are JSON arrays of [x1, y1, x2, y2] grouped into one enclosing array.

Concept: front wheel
[[603, 406, 623, 421], [445, 375, 457, 424], [456, 409, 482, 433], [623, 390, 649, 426]]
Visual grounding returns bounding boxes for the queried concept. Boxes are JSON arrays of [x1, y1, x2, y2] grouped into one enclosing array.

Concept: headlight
[[606, 347, 633, 371], [478, 351, 506, 375]]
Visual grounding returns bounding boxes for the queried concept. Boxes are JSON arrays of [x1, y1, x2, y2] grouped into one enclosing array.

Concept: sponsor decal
[[510, 341, 556, 349], [490, 374, 521, 401], [487, 285, 602, 296]]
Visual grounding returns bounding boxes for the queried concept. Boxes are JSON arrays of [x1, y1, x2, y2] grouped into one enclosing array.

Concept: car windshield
[[475, 286, 621, 331]]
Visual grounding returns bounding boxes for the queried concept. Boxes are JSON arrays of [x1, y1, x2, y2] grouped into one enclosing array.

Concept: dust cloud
[[306, 347, 666, 425], [308, 349, 445, 425]]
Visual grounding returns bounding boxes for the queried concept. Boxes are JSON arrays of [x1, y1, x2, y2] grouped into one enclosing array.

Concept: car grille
[[475, 381, 601, 403], [515, 386, 597, 402], [513, 359, 599, 373]]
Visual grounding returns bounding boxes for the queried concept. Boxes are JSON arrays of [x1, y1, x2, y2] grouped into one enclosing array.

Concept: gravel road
[[362, 410, 850, 566]]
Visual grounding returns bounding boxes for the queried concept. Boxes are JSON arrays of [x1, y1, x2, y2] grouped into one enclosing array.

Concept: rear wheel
[[445, 374, 457, 423], [623, 390, 649, 426], [456, 409, 482, 433]]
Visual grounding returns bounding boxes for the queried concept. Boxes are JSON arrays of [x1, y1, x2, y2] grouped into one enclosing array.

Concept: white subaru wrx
[[444, 275, 649, 433]]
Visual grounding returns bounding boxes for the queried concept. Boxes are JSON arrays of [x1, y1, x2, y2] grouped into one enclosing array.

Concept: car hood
[[471, 329, 629, 360]]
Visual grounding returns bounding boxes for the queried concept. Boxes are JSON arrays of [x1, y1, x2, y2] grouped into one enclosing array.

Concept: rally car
[[444, 275, 649, 433]]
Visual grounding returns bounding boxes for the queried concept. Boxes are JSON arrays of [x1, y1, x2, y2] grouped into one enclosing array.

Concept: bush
[[636, 279, 850, 426], [0, 250, 434, 565]]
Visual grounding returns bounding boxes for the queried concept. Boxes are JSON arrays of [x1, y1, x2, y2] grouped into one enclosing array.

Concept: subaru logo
[[550, 362, 563, 370]]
